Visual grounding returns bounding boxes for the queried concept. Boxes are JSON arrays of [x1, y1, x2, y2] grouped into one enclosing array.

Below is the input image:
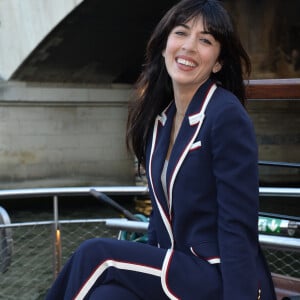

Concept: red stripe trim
[[188, 82, 215, 124]]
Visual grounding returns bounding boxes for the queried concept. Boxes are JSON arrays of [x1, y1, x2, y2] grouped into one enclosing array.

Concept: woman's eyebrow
[[176, 23, 189, 29], [176, 24, 212, 35]]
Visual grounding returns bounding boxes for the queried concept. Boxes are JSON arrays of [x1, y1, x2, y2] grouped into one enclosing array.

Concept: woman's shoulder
[[213, 85, 242, 106], [207, 85, 253, 126], [209, 85, 248, 114]]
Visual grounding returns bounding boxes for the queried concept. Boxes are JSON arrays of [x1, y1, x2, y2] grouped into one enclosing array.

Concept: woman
[[46, 0, 276, 299]]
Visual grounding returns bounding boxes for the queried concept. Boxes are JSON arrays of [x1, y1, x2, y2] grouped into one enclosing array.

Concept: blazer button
[[257, 288, 261, 300]]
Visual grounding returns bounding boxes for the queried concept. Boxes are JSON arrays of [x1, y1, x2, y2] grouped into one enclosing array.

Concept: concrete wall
[[0, 82, 135, 188], [224, 0, 300, 79], [248, 100, 300, 185], [0, 81, 299, 189], [0, 0, 84, 80]]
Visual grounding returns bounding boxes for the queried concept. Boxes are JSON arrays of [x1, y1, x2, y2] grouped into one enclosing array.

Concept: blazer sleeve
[[211, 100, 260, 300]]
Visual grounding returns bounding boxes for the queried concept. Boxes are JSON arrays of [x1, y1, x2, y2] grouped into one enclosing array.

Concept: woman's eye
[[199, 38, 212, 45], [175, 31, 186, 36]]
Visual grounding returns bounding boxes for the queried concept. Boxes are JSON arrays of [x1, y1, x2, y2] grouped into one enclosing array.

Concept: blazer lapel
[[167, 81, 217, 215], [147, 80, 216, 246], [148, 103, 176, 247], [148, 103, 176, 215]]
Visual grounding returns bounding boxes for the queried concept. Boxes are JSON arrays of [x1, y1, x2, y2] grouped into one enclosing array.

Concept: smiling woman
[[45, 1, 275, 299]]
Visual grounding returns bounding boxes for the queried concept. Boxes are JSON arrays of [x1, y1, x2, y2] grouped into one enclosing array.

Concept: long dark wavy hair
[[126, 0, 251, 167]]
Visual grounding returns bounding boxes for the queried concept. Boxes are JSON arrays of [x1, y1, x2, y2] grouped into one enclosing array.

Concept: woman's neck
[[173, 85, 197, 116]]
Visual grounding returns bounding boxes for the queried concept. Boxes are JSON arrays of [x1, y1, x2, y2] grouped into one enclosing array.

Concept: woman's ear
[[213, 62, 222, 73], [162, 49, 166, 57]]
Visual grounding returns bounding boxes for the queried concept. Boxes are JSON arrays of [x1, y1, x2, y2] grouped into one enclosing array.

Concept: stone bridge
[[0, 0, 299, 188]]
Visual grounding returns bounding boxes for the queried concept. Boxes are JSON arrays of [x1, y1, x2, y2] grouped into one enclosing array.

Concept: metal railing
[[0, 185, 149, 199], [0, 185, 300, 199], [0, 185, 299, 300]]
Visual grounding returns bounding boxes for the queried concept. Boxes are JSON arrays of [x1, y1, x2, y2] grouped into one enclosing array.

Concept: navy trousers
[[45, 238, 170, 300], [88, 283, 141, 299], [45, 237, 222, 300]]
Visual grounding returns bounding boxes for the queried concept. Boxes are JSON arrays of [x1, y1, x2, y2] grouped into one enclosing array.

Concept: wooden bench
[[272, 273, 300, 300]]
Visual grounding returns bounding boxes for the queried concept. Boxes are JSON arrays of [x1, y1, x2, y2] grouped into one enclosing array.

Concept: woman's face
[[163, 17, 221, 92]]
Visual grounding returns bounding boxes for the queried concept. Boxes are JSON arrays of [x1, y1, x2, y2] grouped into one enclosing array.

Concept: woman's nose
[[182, 36, 197, 51]]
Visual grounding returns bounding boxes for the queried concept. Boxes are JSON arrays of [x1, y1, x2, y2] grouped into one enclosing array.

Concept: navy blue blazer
[[145, 79, 275, 300]]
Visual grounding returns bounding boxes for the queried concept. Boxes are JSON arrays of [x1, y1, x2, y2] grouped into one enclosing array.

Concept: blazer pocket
[[190, 241, 220, 264], [190, 140, 202, 151]]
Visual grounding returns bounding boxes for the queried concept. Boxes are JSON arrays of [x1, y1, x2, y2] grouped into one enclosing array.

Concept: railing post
[[52, 195, 62, 279], [0, 206, 13, 273]]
